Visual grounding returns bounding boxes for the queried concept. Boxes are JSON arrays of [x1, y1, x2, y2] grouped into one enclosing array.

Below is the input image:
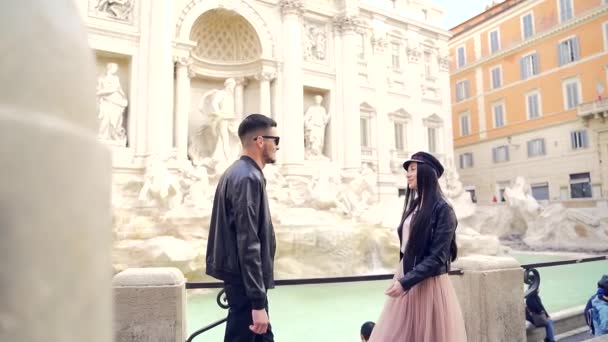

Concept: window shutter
[[533, 54, 540, 75], [505, 146, 510, 161], [573, 37, 580, 61], [582, 130, 588, 147], [541, 139, 546, 155], [557, 43, 564, 66], [527, 140, 532, 157], [520, 57, 526, 79], [459, 154, 463, 169], [492, 148, 497, 162]]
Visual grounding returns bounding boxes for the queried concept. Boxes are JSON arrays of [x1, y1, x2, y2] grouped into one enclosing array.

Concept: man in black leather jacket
[[206, 114, 279, 342]]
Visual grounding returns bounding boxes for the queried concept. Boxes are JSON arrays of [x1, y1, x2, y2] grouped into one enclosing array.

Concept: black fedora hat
[[402, 151, 444, 178]]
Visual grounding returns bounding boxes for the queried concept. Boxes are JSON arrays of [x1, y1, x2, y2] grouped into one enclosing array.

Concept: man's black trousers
[[223, 282, 274, 342]]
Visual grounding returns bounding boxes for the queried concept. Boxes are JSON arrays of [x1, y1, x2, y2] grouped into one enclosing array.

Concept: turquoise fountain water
[[186, 253, 607, 342]]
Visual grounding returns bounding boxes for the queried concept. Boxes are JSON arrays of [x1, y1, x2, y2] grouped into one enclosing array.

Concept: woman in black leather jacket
[[368, 152, 467, 342]]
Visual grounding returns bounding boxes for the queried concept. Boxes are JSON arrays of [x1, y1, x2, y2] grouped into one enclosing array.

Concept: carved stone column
[[174, 56, 193, 161], [140, 0, 174, 158], [255, 71, 276, 117], [234, 77, 248, 119], [279, 0, 305, 171], [334, 14, 362, 171]]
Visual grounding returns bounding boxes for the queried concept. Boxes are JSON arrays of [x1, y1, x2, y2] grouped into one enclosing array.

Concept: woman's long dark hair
[[402, 162, 457, 261]]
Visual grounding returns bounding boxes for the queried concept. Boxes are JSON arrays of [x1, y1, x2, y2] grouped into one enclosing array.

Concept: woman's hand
[[385, 280, 407, 297]]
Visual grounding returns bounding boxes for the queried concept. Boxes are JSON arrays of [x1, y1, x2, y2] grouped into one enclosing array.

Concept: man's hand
[[385, 280, 407, 298], [249, 309, 269, 335]]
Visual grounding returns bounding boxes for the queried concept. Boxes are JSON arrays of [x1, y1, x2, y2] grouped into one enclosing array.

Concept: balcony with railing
[[578, 99, 608, 120]]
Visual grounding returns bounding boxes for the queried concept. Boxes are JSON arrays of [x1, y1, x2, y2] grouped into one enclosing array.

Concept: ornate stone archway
[[175, 0, 275, 61]]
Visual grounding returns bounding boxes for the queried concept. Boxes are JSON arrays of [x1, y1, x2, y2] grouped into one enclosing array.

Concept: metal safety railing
[[521, 255, 607, 298], [185, 270, 464, 341], [186, 255, 608, 342]]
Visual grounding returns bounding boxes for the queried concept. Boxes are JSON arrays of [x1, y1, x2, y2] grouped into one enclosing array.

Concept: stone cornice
[[451, 5, 608, 76], [86, 24, 140, 43], [279, 0, 304, 16]]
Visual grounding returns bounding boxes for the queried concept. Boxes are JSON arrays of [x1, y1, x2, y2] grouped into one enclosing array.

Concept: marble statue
[[97, 63, 128, 144], [95, 0, 134, 21], [178, 160, 210, 209], [189, 78, 240, 174], [138, 156, 182, 209], [304, 95, 330, 159]]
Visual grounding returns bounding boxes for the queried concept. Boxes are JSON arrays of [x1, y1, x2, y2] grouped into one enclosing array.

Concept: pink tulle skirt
[[368, 272, 467, 342]]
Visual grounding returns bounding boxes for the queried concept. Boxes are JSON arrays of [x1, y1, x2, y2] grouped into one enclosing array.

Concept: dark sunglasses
[[256, 135, 280, 146]]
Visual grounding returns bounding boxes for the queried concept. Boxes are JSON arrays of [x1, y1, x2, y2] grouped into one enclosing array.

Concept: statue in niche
[[95, 0, 134, 21], [188, 78, 240, 175], [303, 95, 330, 159], [304, 25, 327, 61], [97, 62, 128, 145]]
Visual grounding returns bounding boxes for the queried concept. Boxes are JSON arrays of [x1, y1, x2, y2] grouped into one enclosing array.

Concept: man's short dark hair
[[238, 114, 277, 142], [360, 321, 375, 340]]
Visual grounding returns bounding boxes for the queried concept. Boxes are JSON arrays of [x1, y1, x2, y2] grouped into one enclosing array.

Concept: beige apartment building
[[449, 0, 608, 203]]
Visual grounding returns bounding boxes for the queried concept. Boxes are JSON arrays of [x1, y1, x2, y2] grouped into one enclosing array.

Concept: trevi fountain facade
[[77, 0, 607, 280]]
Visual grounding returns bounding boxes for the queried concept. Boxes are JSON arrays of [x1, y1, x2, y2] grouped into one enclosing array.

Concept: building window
[[459, 152, 474, 169], [457, 46, 466, 68], [459, 112, 470, 136], [492, 102, 505, 128], [571, 130, 589, 149], [526, 91, 541, 119], [497, 181, 510, 202], [521, 13, 534, 40], [391, 42, 400, 70], [531, 182, 550, 200], [455, 80, 470, 102], [520, 53, 540, 80], [491, 66, 502, 89], [559, 0, 574, 22], [492, 145, 509, 163], [558, 36, 580, 65], [569, 172, 592, 198], [527, 138, 546, 157], [424, 51, 432, 79], [356, 33, 365, 60], [489, 29, 500, 54], [563, 78, 580, 110], [360, 117, 370, 147], [394, 122, 405, 150], [466, 188, 477, 203], [604, 22, 608, 51], [428, 127, 437, 153]]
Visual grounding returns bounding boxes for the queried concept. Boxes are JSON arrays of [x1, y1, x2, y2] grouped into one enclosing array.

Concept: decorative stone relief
[[304, 21, 328, 62], [279, 0, 304, 16], [92, 0, 134, 21], [304, 95, 330, 160], [371, 35, 388, 54], [332, 14, 363, 33], [438, 55, 450, 72], [97, 63, 128, 146], [421, 84, 440, 100], [406, 47, 421, 63]]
